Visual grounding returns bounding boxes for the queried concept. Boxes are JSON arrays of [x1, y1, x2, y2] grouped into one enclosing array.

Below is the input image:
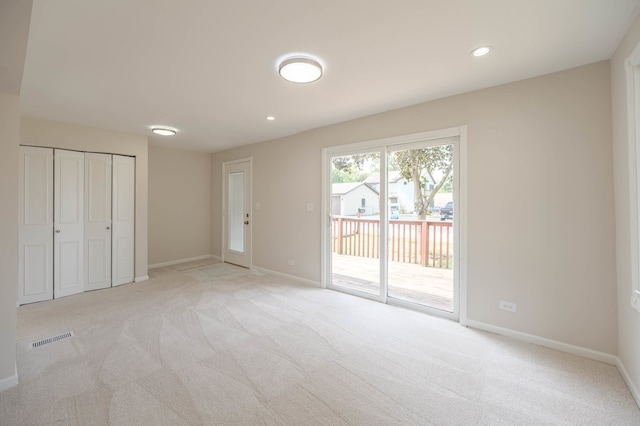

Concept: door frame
[[321, 126, 468, 324], [222, 157, 253, 268]]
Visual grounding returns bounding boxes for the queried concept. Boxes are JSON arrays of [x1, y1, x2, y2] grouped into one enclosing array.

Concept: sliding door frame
[[324, 146, 388, 304], [321, 126, 467, 323]]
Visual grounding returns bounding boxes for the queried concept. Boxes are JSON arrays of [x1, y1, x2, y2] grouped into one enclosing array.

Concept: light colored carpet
[[1, 260, 638, 425]]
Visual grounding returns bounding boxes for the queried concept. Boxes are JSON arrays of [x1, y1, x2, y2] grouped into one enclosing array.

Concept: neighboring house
[[332, 182, 380, 216], [365, 171, 436, 214]]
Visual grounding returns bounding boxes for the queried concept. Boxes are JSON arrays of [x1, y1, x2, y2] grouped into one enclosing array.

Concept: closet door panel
[[112, 155, 135, 286], [54, 149, 85, 298], [85, 153, 112, 290], [18, 147, 54, 304]]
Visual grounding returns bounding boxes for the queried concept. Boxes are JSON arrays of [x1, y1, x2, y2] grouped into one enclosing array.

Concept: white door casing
[[54, 149, 85, 298], [112, 155, 135, 286], [85, 153, 112, 291], [223, 159, 252, 268], [18, 146, 54, 304]]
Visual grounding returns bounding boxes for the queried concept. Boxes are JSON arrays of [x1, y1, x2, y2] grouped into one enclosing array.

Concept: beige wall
[[20, 117, 149, 280], [612, 13, 640, 400], [148, 145, 211, 265], [212, 61, 617, 355], [0, 93, 20, 384]]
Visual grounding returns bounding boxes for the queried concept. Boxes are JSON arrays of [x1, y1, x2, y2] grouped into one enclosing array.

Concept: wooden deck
[[331, 254, 454, 311]]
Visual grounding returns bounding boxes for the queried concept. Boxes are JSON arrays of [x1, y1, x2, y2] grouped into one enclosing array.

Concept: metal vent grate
[[30, 331, 74, 349]]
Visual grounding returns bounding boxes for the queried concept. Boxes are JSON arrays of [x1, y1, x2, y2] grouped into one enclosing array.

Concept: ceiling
[[18, 0, 640, 153]]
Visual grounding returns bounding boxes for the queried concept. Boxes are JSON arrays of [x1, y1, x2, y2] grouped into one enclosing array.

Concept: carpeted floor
[[1, 260, 638, 425]]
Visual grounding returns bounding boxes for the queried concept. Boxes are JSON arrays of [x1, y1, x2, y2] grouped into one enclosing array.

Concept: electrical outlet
[[499, 300, 517, 313], [307, 203, 314, 211], [287, 260, 294, 266]]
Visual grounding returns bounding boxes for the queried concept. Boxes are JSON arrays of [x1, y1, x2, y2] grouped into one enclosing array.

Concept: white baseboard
[[211, 255, 222, 261], [251, 266, 321, 288], [466, 319, 618, 365], [134, 275, 149, 283], [617, 357, 640, 409], [0, 364, 18, 393], [148, 255, 213, 270]]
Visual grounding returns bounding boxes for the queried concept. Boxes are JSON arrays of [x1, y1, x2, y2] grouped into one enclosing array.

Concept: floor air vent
[[31, 331, 74, 349]]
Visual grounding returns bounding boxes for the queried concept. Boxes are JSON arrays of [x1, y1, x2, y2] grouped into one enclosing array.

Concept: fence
[[331, 217, 452, 268]]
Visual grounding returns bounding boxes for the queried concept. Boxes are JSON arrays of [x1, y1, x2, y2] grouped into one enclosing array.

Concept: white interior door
[[54, 149, 85, 298], [112, 155, 135, 286], [18, 146, 54, 304], [85, 153, 112, 291], [223, 159, 251, 268]]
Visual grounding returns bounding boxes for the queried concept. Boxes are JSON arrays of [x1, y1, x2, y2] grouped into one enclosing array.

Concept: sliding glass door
[[387, 141, 454, 312], [324, 129, 462, 319], [330, 151, 383, 299]]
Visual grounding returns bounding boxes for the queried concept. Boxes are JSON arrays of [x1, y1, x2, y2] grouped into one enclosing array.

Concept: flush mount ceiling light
[[471, 46, 492, 57], [151, 127, 177, 136], [278, 56, 323, 83], [265, 116, 275, 121]]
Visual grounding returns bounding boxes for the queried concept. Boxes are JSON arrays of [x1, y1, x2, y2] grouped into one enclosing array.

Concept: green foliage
[[332, 167, 368, 183], [394, 145, 453, 218], [332, 154, 374, 174], [332, 147, 453, 218], [332, 154, 379, 183], [441, 174, 453, 193], [394, 145, 452, 185]]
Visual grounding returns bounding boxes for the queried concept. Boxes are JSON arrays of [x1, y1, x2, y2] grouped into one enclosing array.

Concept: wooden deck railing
[[332, 217, 453, 268]]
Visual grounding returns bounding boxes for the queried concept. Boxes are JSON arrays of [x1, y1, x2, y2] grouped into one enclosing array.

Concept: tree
[[332, 155, 376, 176], [395, 145, 453, 219], [331, 146, 453, 220], [441, 174, 453, 193], [332, 167, 368, 183]]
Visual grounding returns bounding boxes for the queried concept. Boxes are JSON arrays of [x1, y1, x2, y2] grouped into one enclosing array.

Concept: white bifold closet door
[[18, 147, 54, 304], [18, 147, 136, 305], [85, 153, 112, 291], [54, 149, 85, 298], [112, 155, 135, 286]]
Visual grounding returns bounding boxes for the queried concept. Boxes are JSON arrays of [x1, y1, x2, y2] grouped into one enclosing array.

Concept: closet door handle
[[106, 226, 111, 230], [55, 229, 61, 233]]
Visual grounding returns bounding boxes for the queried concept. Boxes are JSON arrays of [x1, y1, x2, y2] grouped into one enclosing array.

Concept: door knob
[[106, 226, 110, 230], [55, 229, 61, 233], [244, 221, 249, 225]]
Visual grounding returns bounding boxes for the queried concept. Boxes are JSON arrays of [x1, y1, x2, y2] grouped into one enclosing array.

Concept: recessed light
[[471, 46, 492, 57], [266, 116, 275, 121], [278, 56, 323, 83], [151, 127, 177, 136]]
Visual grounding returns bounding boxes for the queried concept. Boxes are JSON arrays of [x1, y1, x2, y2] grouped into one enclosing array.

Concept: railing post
[[421, 221, 428, 267], [445, 222, 451, 269], [337, 217, 343, 254]]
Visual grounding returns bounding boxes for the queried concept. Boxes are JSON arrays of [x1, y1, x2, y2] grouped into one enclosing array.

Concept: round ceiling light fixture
[[471, 46, 492, 57], [151, 127, 177, 136], [278, 56, 323, 83], [265, 116, 275, 121]]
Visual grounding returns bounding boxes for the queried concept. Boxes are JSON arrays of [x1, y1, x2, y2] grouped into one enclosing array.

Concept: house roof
[[365, 171, 405, 184], [10, 1, 640, 152], [332, 182, 379, 196]]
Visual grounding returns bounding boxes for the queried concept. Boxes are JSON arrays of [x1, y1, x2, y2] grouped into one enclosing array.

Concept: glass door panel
[[387, 142, 454, 311], [228, 171, 245, 253], [330, 152, 381, 297]]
